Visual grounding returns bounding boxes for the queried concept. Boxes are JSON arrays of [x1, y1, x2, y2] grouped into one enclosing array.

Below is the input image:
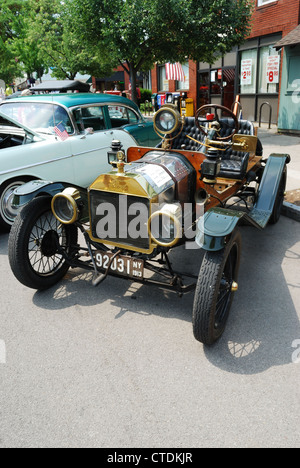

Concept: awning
[[32, 80, 90, 92], [274, 25, 300, 49], [96, 71, 125, 83]]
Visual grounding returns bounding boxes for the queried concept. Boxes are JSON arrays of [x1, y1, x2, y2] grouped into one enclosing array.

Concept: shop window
[[257, 0, 276, 6], [210, 69, 222, 95], [199, 72, 210, 106], [177, 63, 189, 90], [240, 43, 279, 95], [258, 46, 279, 94], [223, 68, 236, 110], [287, 56, 300, 92], [240, 49, 257, 94], [158, 66, 169, 92]]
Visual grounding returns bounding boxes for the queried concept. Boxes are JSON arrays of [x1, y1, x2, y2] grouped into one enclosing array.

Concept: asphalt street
[[0, 128, 299, 448]]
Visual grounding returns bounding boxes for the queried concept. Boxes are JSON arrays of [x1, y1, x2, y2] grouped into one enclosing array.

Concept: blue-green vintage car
[[0, 93, 160, 230]]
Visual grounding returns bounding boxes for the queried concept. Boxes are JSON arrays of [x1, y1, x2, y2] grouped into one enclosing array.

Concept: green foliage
[[140, 89, 152, 104], [27, 0, 114, 80], [0, 0, 48, 83], [68, 0, 254, 103], [0, 0, 25, 83], [0, 0, 254, 99]]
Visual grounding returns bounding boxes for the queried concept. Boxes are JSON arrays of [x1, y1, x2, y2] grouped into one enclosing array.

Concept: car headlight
[[148, 203, 182, 248], [51, 188, 80, 224], [153, 105, 182, 136]]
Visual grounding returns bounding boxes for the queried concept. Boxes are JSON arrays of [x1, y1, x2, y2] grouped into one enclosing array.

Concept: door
[[222, 68, 236, 111], [71, 129, 116, 187], [70, 105, 113, 187], [107, 104, 147, 146]]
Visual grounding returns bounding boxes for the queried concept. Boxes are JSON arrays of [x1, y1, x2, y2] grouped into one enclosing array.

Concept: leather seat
[[218, 118, 254, 179], [170, 117, 255, 180], [171, 117, 204, 151]]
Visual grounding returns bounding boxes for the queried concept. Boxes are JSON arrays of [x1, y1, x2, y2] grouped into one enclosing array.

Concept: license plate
[[94, 251, 144, 279]]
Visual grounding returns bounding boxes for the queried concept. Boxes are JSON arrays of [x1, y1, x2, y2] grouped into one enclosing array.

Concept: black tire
[[269, 167, 287, 225], [8, 196, 78, 290], [0, 179, 27, 231], [192, 229, 241, 345]]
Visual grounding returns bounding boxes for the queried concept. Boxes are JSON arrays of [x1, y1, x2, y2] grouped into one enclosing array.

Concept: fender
[[195, 208, 244, 251], [196, 153, 289, 251], [13, 180, 70, 209], [12, 180, 69, 211]]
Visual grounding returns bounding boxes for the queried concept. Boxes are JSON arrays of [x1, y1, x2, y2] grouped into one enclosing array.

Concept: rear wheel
[[8, 196, 78, 290], [193, 229, 241, 345]]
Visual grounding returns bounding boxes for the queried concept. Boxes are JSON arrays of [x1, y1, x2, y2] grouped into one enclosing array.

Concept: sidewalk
[[256, 123, 300, 192], [256, 123, 300, 221]]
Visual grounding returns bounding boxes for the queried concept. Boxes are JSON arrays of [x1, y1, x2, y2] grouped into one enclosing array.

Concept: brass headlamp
[[153, 104, 183, 149], [51, 187, 81, 224]]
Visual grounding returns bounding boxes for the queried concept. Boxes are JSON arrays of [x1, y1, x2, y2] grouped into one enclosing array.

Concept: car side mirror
[[80, 127, 94, 139]]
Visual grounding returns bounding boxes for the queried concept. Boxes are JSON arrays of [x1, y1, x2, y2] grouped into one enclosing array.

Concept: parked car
[[8, 103, 289, 345], [0, 93, 160, 230]]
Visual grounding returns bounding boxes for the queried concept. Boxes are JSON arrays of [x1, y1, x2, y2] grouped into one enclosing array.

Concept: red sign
[[241, 59, 252, 85], [266, 56, 280, 84]]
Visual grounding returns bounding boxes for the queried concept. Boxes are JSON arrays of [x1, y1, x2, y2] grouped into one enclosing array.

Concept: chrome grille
[[89, 190, 150, 251]]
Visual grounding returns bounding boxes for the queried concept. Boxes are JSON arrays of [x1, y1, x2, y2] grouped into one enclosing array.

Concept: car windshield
[[0, 102, 74, 135]]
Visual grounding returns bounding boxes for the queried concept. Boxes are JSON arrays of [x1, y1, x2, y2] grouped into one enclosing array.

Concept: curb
[[282, 201, 300, 222]]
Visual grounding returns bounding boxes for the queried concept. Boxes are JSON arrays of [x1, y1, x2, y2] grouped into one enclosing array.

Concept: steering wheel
[[195, 104, 239, 141]]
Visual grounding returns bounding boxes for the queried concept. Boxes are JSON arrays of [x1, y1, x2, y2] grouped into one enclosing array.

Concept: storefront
[[198, 49, 238, 111], [276, 26, 300, 133], [157, 62, 190, 93], [92, 70, 126, 93], [238, 33, 282, 123], [198, 33, 282, 123]]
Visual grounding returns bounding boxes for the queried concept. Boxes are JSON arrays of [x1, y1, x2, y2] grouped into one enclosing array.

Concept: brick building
[[149, 0, 300, 124]]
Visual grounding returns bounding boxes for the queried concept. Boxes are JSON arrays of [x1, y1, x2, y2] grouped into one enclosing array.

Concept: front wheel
[[192, 229, 241, 345], [8, 196, 78, 290]]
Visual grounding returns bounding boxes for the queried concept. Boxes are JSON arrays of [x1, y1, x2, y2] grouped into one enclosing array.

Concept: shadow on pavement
[[0, 233, 9, 255], [30, 216, 300, 374], [204, 217, 300, 374]]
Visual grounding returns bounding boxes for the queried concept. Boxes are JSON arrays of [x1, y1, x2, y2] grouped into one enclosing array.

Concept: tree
[[68, 0, 254, 103], [27, 0, 114, 80], [0, 0, 47, 85], [0, 0, 24, 84]]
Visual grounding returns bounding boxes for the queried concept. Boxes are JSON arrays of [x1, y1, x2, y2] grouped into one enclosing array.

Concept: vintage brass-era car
[[8, 103, 289, 344]]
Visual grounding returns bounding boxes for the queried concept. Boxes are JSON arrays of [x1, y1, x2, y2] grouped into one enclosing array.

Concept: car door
[[69, 105, 113, 187], [107, 104, 159, 147], [70, 105, 137, 187]]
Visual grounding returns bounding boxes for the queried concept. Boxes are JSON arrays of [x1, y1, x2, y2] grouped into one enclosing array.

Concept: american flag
[[54, 122, 69, 141], [165, 62, 185, 82]]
